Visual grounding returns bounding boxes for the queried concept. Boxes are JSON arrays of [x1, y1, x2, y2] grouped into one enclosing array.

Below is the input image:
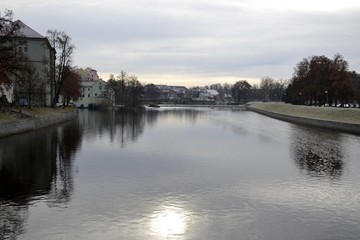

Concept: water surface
[[1, 108, 360, 240]]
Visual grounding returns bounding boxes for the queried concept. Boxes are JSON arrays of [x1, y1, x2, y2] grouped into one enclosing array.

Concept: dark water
[[1, 108, 360, 240]]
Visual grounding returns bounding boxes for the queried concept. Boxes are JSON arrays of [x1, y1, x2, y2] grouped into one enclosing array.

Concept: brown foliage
[[290, 54, 356, 105], [60, 68, 82, 104]]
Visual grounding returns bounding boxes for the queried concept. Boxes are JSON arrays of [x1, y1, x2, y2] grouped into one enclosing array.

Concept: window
[[88, 94, 90, 98], [24, 46, 28, 52], [82, 94, 84, 98], [95, 93, 98, 97]]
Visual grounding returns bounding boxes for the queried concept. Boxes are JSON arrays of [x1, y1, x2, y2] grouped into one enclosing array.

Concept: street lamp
[[325, 90, 328, 105]]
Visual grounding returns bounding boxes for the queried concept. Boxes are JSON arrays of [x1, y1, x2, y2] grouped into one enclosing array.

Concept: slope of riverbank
[[247, 102, 360, 134], [0, 107, 78, 138]]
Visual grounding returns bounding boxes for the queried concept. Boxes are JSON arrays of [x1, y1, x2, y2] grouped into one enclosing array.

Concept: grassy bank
[[0, 107, 78, 138], [0, 113, 17, 123], [248, 102, 360, 124], [0, 107, 76, 124]]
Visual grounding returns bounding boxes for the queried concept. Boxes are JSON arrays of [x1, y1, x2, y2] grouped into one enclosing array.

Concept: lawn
[[249, 102, 360, 124], [0, 113, 18, 123], [0, 107, 76, 124], [21, 107, 75, 117]]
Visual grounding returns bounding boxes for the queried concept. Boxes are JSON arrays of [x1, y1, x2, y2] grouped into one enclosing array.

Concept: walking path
[[246, 102, 360, 134]]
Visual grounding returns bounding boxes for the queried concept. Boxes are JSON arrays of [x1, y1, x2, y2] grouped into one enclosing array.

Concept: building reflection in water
[[291, 125, 344, 179], [0, 120, 82, 239]]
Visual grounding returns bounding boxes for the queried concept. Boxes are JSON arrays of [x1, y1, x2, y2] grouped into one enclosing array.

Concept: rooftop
[[14, 20, 44, 38]]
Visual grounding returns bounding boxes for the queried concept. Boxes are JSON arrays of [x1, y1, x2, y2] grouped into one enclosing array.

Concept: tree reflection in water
[[291, 125, 344, 178], [78, 109, 146, 147], [0, 108, 205, 239], [0, 120, 82, 239], [77, 108, 204, 147]]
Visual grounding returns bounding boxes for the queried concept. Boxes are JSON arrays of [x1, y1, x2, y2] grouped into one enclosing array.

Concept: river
[[1, 107, 360, 240]]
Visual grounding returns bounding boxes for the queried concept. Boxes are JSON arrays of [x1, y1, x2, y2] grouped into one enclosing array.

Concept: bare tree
[[117, 70, 127, 106], [231, 80, 252, 103], [260, 76, 274, 101], [16, 63, 46, 108], [0, 10, 30, 95], [125, 75, 143, 108], [47, 30, 75, 107]]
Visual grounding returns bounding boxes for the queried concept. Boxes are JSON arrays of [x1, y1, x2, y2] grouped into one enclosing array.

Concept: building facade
[[74, 80, 109, 108], [12, 20, 56, 107], [85, 67, 99, 81], [75, 67, 100, 82]]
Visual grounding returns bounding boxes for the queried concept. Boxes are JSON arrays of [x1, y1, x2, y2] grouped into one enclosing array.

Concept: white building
[[85, 67, 99, 81], [74, 80, 108, 108], [75, 67, 100, 81], [199, 89, 219, 101]]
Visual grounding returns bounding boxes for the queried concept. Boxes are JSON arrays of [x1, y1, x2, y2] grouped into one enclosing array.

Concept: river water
[[1, 107, 360, 240]]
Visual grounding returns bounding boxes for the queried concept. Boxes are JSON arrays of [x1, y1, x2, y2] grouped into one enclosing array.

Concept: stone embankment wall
[[247, 105, 360, 135], [0, 110, 78, 138]]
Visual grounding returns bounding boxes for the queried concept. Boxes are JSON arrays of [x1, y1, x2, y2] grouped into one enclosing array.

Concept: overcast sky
[[3, 0, 360, 86]]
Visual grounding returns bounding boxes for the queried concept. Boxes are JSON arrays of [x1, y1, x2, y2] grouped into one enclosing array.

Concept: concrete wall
[[0, 110, 78, 138], [247, 106, 360, 135]]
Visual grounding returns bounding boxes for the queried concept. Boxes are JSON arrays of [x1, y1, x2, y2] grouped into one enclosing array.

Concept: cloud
[[3, 0, 360, 86]]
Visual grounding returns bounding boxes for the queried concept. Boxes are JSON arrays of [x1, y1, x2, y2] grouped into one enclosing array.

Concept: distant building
[[75, 67, 100, 81], [85, 67, 99, 81], [1, 20, 56, 106], [73, 67, 111, 108], [155, 85, 187, 100], [198, 89, 219, 101], [0, 87, 12, 105], [74, 80, 109, 108]]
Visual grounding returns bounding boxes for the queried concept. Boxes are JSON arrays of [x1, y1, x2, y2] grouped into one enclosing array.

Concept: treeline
[[199, 54, 360, 107], [107, 71, 143, 108], [188, 77, 288, 104], [285, 54, 360, 106]]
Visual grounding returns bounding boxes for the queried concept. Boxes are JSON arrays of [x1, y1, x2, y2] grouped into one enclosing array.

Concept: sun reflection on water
[[150, 205, 189, 239]]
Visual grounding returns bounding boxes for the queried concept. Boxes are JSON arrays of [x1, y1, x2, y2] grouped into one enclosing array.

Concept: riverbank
[[247, 102, 360, 134], [0, 107, 78, 138]]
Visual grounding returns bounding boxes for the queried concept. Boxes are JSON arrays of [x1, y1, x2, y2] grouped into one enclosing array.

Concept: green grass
[[0, 106, 76, 124], [20, 107, 75, 117], [0, 113, 18, 123], [249, 102, 360, 124]]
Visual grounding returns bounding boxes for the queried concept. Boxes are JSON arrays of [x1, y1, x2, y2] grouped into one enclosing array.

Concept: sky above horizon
[[3, 0, 360, 86]]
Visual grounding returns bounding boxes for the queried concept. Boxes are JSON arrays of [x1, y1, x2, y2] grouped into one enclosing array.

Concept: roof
[[81, 80, 105, 87], [207, 89, 219, 95], [75, 68, 88, 78], [14, 20, 44, 38], [81, 81, 97, 87]]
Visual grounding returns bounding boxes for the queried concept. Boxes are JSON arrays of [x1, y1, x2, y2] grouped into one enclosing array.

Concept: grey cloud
[[4, 0, 360, 85]]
